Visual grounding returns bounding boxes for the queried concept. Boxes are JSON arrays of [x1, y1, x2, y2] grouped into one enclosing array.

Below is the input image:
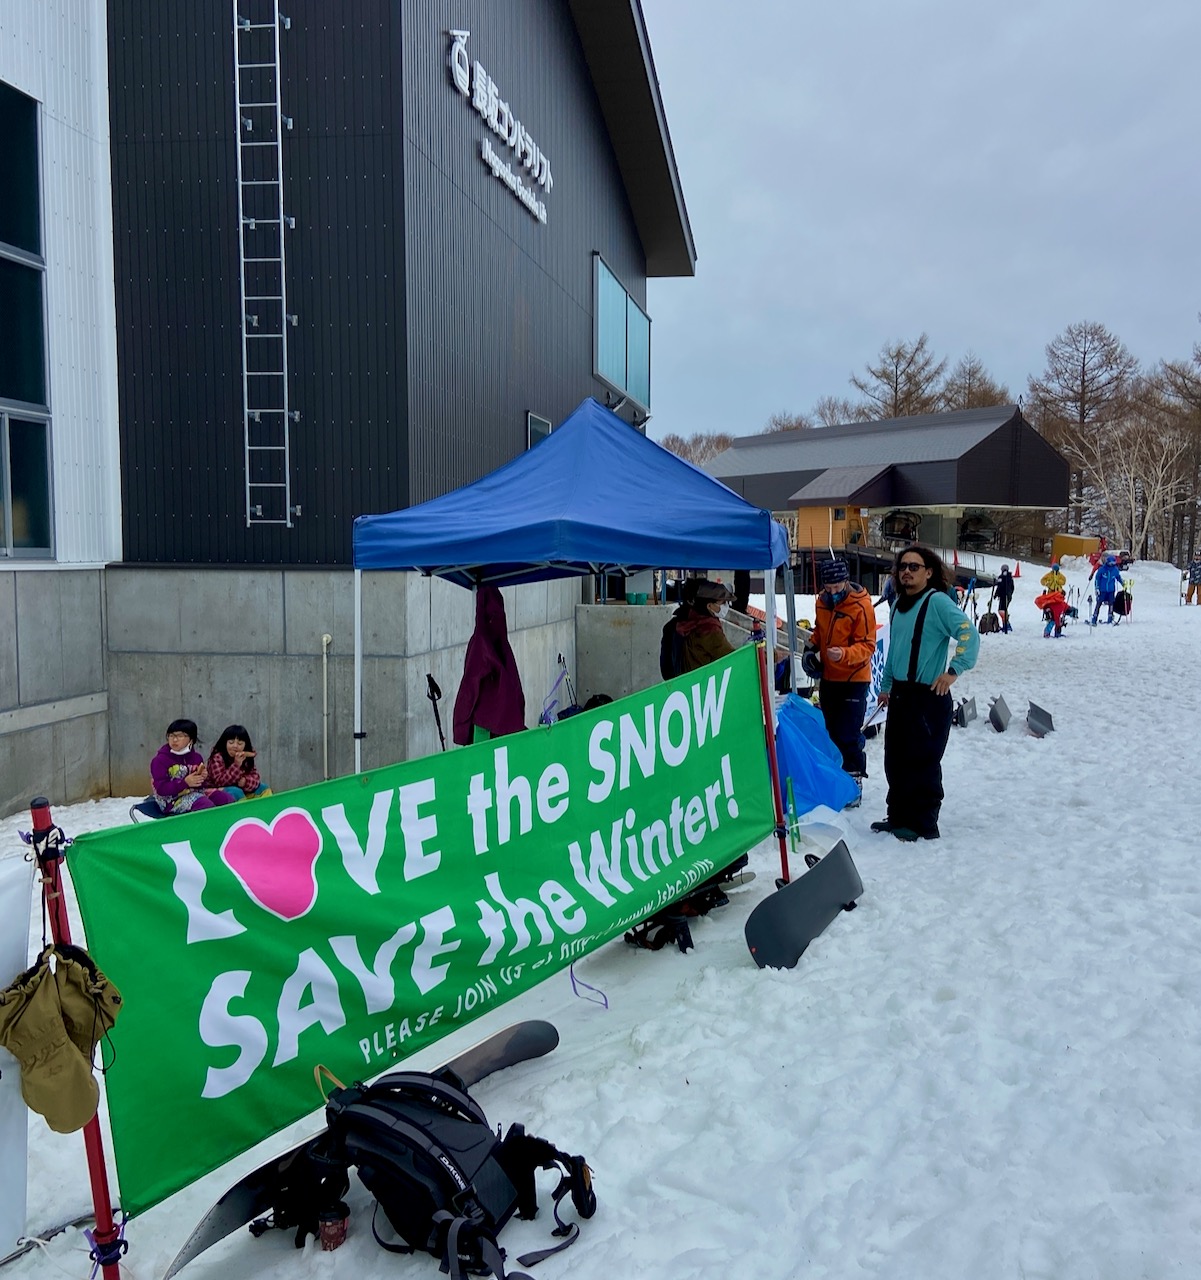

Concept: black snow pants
[[883, 680, 953, 837]]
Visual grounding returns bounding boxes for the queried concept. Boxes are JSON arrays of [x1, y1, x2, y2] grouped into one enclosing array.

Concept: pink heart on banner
[[220, 809, 323, 921]]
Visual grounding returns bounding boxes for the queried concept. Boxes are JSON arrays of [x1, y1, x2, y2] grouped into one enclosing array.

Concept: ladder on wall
[[233, 0, 297, 527]]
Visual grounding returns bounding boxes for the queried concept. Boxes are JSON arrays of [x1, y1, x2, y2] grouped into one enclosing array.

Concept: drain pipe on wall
[[321, 632, 333, 779]]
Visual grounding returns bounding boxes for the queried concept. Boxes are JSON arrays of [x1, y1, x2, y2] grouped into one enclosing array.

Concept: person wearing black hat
[[803, 558, 877, 798], [675, 580, 735, 672], [994, 564, 1015, 633]]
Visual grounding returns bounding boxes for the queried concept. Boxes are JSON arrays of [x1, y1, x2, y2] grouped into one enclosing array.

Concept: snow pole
[[755, 641, 791, 884], [28, 798, 125, 1280]]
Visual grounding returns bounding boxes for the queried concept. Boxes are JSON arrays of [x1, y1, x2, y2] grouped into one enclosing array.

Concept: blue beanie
[[820, 558, 850, 586]]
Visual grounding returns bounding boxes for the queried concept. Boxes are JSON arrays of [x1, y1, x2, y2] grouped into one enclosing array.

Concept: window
[[593, 255, 651, 413], [0, 81, 51, 556], [834, 508, 846, 521], [527, 412, 552, 449]]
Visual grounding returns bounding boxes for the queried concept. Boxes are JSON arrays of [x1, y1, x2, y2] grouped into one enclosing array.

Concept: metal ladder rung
[[236, 0, 294, 529]]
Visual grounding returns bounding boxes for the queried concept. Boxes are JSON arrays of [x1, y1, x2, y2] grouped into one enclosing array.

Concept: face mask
[[717, 603, 729, 619], [824, 587, 848, 605]]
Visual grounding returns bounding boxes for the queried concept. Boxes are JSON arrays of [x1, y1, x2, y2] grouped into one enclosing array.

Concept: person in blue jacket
[[871, 545, 980, 842], [1089, 554, 1125, 625]]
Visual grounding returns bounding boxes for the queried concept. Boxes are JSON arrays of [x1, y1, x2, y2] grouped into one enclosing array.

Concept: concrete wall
[[575, 603, 672, 703], [575, 603, 754, 705], [0, 568, 110, 817], [104, 567, 579, 800]]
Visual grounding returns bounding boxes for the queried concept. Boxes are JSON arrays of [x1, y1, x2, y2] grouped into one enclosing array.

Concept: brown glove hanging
[[53, 942, 123, 1065], [0, 948, 99, 1133]]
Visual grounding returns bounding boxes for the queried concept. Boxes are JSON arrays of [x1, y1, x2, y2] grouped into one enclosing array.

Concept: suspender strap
[[906, 592, 935, 684]]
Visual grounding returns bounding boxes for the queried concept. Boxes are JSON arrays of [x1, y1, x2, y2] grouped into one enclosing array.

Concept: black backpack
[[269, 1067, 595, 1280], [659, 615, 686, 680]]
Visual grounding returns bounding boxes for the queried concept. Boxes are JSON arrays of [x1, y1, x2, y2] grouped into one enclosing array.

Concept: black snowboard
[[744, 840, 864, 970], [164, 1019, 559, 1279]]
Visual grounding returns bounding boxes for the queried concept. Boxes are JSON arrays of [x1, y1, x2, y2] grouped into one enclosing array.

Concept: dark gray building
[[109, 0, 694, 565], [0, 0, 696, 813], [709, 404, 1068, 553]]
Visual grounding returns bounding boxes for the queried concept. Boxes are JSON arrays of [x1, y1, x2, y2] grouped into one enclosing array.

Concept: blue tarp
[[353, 397, 790, 587], [775, 694, 860, 815]]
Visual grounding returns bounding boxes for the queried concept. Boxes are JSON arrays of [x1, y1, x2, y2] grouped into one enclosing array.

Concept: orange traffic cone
[[1013, 562, 1021, 577]]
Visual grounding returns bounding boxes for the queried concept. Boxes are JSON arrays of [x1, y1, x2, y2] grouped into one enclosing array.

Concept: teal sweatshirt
[[880, 588, 979, 692]]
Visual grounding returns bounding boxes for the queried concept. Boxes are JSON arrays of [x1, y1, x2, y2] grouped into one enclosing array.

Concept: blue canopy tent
[[349, 397, 796, 779], [353, 397, 789, 585]]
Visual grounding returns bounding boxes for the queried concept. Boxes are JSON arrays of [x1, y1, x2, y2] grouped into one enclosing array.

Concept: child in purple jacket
[[150, 719, 235, 814]]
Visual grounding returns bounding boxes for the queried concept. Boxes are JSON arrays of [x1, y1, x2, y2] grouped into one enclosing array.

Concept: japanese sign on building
[[448, 29, 552, 224]]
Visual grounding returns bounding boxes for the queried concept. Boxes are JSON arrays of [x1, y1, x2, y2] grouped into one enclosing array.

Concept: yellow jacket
[[1040, 569, 1066, 593]]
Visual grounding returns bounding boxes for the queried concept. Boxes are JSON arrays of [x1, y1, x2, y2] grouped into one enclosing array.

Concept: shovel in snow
[[1027, 701, 1054, 737], [953, 696, 977, 728], [988, 695, 1011, 732]]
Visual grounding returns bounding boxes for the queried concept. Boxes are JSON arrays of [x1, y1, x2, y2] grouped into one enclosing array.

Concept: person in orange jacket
[[803, 558, 878, 790]]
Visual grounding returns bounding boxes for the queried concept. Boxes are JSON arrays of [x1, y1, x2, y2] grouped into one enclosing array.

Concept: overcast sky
[[640, 0, 1201, 441]]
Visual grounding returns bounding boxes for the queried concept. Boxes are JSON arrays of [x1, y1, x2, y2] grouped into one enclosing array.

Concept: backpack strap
[[358, 1069, 489, 1127], [498, 1125, 596, 1267], [434, 1210, 535, 1280], [906, 591, 935, 684]]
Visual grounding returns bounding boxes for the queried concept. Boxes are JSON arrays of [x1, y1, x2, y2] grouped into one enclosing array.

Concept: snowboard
[[164, 1019, 559, 1279], [744, 840, 864, 970]]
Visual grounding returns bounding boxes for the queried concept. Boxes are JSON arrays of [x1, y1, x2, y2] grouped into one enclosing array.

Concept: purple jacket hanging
[[452, 585, 527, 745]]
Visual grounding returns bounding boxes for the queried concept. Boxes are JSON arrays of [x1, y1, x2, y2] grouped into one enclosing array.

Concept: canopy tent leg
[[354, 568, 363, 774], [782, 561, 799, 695], [763, 566, 777, 667]]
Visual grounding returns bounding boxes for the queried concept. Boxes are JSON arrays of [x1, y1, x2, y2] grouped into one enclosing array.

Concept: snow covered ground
[[4, 555, 1199, 1280]]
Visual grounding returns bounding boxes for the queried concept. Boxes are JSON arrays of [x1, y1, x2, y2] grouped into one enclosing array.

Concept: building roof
[[706, 404, 1069, 513], [710, 405, 1022, 481], [788, 464, 893, 505], [568, 0, 696, 277]]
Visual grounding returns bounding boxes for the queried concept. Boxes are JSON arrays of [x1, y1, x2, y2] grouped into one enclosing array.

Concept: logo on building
[[447, 29, 551, 225]]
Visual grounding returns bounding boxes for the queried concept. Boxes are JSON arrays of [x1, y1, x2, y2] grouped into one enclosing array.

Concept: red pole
[[755, 644, 791, 885], [29, 798, 124, 1280]]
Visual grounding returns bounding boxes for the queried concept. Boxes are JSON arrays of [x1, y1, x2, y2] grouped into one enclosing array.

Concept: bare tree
[[658, 431, 736, 467], [1026, 321, 1139, 533], [1052, 375, 1191, 557], [1160, 354, 1201, 558], [942, 353, 1011, 410], [762, 410, 813, 433], [849, 333, 948, 419], [810, 394, 869, 427]]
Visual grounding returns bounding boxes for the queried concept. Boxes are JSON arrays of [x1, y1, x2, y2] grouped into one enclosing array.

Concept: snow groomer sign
[[70, 646, 775, 1215]]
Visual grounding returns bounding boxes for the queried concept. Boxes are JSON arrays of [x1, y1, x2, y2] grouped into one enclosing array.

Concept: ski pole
[[425, 674, 447, 751]]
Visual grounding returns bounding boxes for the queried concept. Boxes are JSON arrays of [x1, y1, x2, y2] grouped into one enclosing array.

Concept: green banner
[[69, 646, 774, 1216]]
